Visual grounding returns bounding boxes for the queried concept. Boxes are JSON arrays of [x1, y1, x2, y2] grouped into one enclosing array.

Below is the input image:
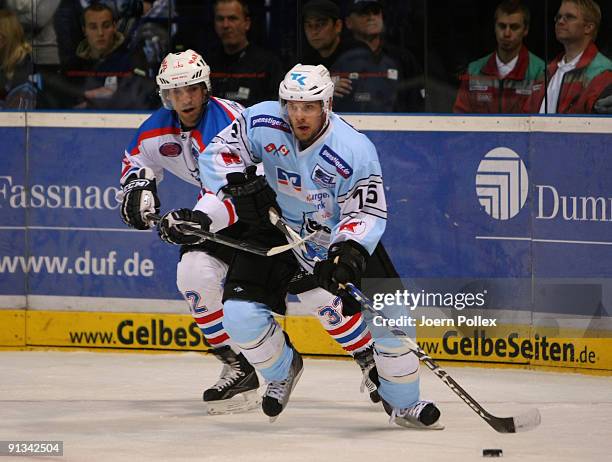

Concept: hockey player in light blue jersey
[[122, 51, 380, 413], [158, 64, 441, 428]]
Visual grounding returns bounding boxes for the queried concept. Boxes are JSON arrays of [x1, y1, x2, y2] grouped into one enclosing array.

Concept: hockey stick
[[268, 209, 311, 255], [343, 282, 541, 434], [267, 216, 541, 433], [147, 213, 315, 257]]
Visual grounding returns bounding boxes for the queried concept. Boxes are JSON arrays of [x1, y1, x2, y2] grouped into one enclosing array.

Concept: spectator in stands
[[533, 0, 612, 113], [56, 0, 119, 67], [301, 0, 354, 100], [63, 2, 155, 109], [453, 0, 544, 114], [0, 9, 37, 109], [207, 0, 283, 107], [134, 0, 176, 76], [330, 0, 424, 113], [5, 0, 61, 69], [54, 0, 171, 74]]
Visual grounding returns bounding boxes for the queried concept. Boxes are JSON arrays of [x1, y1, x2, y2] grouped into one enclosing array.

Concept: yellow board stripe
[[0, 310, 26, 346], [0, 309, 610, 374]]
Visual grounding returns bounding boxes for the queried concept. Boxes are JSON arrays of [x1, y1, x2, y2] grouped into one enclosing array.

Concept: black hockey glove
[[157, 209, 212, 245], [120, 167, 160, 230], [222, 165, 281, 226], [314, 240, 368, 316]]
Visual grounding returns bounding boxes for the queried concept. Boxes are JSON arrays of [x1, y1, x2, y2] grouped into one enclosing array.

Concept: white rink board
[[7, 112, 612, 134], [0, 351, 610, 462]]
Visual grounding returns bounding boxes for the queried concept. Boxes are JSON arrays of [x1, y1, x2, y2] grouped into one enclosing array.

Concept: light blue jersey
[[197, 101, 388, 271], [198, 101, 424, 410]]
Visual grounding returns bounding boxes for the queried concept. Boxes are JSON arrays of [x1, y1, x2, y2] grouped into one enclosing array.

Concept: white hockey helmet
[[279, 64, 334, 117], [156, 50, 211, 109]]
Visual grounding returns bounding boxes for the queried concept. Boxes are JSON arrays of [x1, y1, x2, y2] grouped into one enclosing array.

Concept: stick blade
[[265, 231, 316, 256], [512, 407, 541, 432], [489, 407, 541, 433]]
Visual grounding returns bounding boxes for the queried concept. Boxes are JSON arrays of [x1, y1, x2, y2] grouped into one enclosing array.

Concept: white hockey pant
[[176, 251, 235, 350]]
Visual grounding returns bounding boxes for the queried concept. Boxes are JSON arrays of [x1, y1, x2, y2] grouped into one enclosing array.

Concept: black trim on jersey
[[237, 113, 258, 162], [342, 209, 388, 220], [337, 175, 384, 203]]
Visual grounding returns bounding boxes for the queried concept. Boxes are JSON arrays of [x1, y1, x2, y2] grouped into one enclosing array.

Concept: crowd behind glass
[[1, 0, 610, 114]]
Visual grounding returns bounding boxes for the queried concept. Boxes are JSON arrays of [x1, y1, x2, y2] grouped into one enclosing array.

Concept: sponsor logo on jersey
[[319, 146, 353, 178], [311, 164, 336, 189], [159, 142, 182, 157], [339, 219, 366, 235], [306, 190, 331, 211], [277, 167, 302, 192], [304, 216, 332, 235], [250, 115, 291, 133], [218, 151, 244, 167], [264, 143, 290, 156], [305, 191, 330, 203]]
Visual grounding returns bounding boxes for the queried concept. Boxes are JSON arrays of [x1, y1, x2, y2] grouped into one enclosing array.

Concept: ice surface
[[0, 351, 610, 462]]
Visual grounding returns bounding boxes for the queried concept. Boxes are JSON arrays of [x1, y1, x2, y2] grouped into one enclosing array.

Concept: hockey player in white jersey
[[118, 49, 263, 414], [119, 52, 380, 413], [157, 64, 442, 427]]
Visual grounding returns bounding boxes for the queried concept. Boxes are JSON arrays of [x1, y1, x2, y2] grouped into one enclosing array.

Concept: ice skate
[[262, 345, 304, 422], [383, 399, 444, 430], [203, 346, 261, 415], [353, 345, 381, 403]]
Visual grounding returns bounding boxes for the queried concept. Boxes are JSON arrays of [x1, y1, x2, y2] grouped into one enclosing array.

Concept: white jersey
[[119, 97, 244, 230], [196, 101, 388, 271]]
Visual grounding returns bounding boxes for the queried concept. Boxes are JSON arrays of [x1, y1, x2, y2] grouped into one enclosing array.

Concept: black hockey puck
[[483, 449, 503, 457]]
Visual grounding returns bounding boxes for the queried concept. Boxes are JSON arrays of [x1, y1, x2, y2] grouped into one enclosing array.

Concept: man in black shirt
[[301, 0, 356, 99], [332, 0, 424, 113], [208, 0, 284, 107]]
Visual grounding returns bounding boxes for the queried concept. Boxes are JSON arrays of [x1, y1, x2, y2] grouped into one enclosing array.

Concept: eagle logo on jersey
[[339, 220, 366, 235]]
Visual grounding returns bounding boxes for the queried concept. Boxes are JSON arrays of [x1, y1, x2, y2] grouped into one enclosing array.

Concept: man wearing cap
[[302, 0, 359, 99], [331, 0, 424, 113]]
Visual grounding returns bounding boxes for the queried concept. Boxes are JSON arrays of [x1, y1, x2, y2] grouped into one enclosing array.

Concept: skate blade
[[206, 390, 261, 415], [394, 417, 445, 431], [266, 366, 304, 424]]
